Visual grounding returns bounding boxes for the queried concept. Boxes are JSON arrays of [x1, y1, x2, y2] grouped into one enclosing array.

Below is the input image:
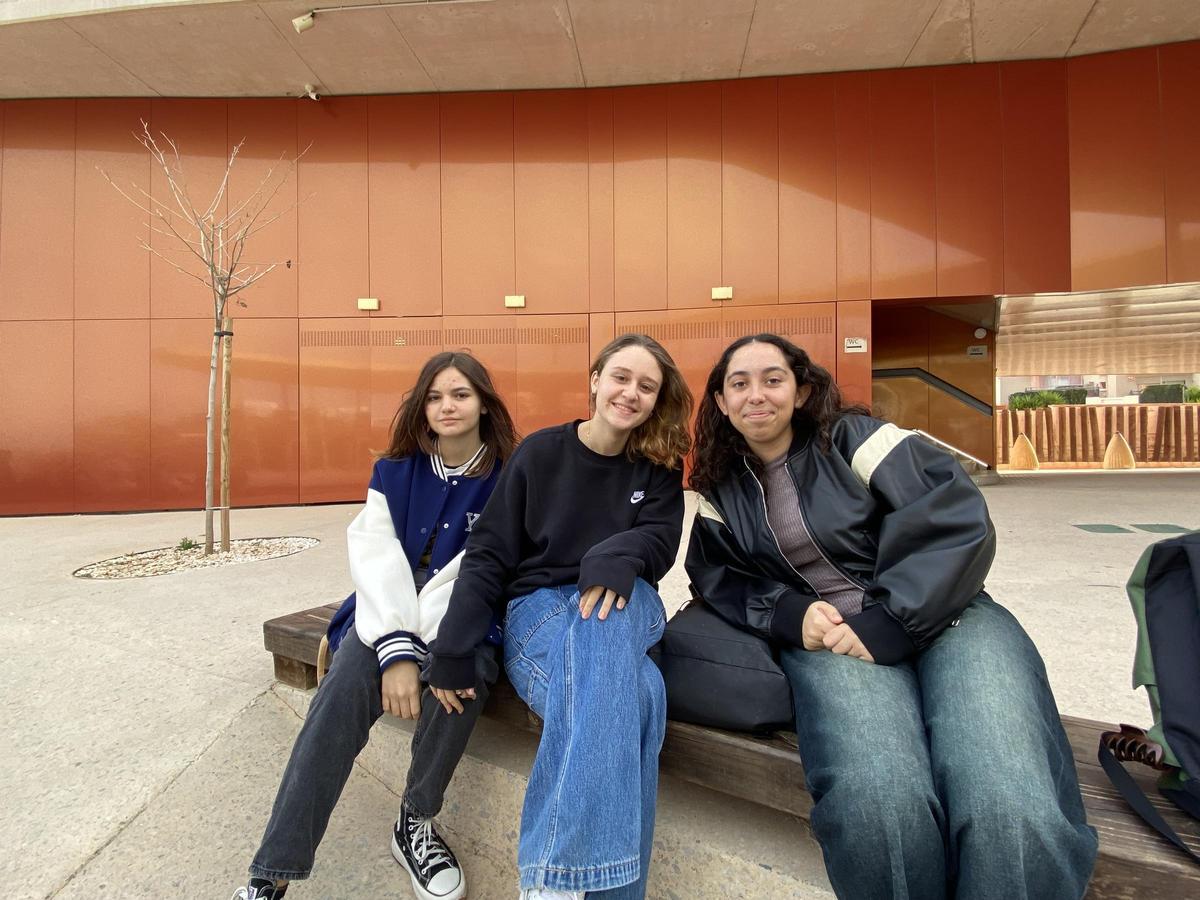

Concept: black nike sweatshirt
[[427, 421, 685, 689]]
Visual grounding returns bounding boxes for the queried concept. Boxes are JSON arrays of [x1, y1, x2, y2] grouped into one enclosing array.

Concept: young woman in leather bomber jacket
[[685, 334, 1098, 900]]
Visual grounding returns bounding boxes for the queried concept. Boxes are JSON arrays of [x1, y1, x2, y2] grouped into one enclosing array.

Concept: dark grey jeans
[[250, 632, 499, 881]]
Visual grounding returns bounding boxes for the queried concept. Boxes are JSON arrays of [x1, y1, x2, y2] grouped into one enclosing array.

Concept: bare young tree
[[101, 120, 302, 554]]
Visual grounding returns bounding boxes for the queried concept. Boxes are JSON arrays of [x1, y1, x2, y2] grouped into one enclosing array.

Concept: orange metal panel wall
[[441, 93, 515, 317], [299, 317, 371, 502], [722, 79, 779, 307], [149, 318, 212, 509], [442, 315, 518, 430], [935, 65, 1004, 297], [872, 377, 930, 433], [298, 98, 369, 319], [928, 393, 993, 465], [666, 81, 722, 310], [149, 100, 229, 319], [869, 69, 937, 299], [74, 319, 151, 511], [871, 305, 929, 369], [368, 95, 442, 318], [872, 306, 995, 465], [613, 86, 667, 312], [7, 47, 1200, 514], [587, 91, 616, 313], [1068, 47, 1166, 291], [727, 303, 837, 373], [779, 75, 837, 304], [589, 312, 616, 364], [75, 99, 152, 320], [615, 307, 725, 431], [228, 100, 298, 319], [368, 316, 444, 448], [833, 73, 871, 301], [512, 314, 590, 433], [228, 317, 299, 506], [1000, 60, 1071, 294], [928, 312, 994, 406], [515, 91, 590, 316], [1161, 41, 1200, 285], [835, 300, 872, 407], [0, 100, 76, 322], [0, 321, 74, 514]]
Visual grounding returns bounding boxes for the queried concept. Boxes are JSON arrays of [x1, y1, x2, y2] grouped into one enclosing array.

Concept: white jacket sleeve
[[416, 550, 463, 646], [349, 486, 423, 671]]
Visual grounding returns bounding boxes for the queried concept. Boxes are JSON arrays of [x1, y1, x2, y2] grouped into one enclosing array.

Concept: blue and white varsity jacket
[[328, 449, 501, 673]]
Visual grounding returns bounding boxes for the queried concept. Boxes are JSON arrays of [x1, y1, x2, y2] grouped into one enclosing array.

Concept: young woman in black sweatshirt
[[427, 333, 693, 900]]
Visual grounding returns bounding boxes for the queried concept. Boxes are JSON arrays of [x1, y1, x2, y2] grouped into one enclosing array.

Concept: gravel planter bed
[[73, 537, 320, 579]]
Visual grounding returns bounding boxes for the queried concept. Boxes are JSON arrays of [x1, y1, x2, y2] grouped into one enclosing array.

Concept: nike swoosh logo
[[630, 491, 645, 504]]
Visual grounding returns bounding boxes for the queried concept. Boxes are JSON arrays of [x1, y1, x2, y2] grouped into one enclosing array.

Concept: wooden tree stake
[[220, 316, 233, 552]]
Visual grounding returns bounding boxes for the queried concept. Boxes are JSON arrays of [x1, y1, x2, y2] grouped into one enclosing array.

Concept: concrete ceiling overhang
[[2, 0, 1200, 99]]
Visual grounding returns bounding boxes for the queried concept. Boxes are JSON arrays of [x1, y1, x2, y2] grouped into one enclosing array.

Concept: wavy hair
[[590, 333, 693, 470], [380, 351, 517, 477], [688, 333, 869, 493]]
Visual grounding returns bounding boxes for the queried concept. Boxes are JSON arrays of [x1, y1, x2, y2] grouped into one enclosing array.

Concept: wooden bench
[[265, 604, 1200, 897]]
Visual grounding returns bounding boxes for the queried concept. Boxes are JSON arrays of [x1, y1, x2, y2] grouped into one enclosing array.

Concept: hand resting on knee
[[803, 601, 874, 663]]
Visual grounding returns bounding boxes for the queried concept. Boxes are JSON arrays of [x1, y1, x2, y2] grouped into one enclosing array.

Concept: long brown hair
[[590, 333, 693, 470], [688, 333, 868, 492], [380, 351, 517, 477]]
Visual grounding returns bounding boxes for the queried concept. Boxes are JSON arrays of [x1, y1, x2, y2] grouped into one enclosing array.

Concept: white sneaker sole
[[390, 831, 467, 900]]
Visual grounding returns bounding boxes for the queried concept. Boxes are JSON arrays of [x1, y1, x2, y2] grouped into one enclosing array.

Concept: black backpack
[[1099, 531, 1200, 863]]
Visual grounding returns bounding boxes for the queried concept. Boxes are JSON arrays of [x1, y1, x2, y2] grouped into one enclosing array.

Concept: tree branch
[[138, 239, 214, 289]]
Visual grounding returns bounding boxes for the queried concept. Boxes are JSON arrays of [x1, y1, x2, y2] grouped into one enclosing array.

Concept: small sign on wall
[[967, 345, 988, 359], [844, 337, 868, 354]]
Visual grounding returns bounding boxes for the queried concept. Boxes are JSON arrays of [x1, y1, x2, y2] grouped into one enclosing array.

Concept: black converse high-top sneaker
[[231, 878, 288, 899], [391, 803, 466, 900]]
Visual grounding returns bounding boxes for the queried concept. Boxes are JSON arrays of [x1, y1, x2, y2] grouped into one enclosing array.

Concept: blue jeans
[[250, 634, 497, 881], [503, 580, 667, 897], [780, 596, 1097, 900]]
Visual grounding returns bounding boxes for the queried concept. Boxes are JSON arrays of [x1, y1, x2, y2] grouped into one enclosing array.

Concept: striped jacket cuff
[[374, 631, 429, 673]]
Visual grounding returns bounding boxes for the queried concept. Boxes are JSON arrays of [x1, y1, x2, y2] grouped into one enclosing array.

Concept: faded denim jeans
[[503, 579, 667, 898], [780, 596, 1098, 900], [249, 632, 498, 881]]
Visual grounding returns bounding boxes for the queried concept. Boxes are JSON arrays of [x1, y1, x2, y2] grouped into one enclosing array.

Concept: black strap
[[1098, 740, 1200, 864]]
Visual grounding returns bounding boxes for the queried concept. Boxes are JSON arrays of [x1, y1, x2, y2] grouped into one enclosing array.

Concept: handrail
[[872, 367, 993, 417], [913, 429, 991, 470]]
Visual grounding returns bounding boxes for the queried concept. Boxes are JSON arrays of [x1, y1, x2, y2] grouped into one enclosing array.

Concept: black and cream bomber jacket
[[684, 414, 996, 665]]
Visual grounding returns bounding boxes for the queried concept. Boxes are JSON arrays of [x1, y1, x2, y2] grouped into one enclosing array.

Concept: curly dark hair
[[688, 334, 869, 493]]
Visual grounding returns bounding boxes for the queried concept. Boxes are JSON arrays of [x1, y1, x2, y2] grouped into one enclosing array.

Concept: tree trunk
[[204, 328, 219, 555], [220, 315, 233, 552]]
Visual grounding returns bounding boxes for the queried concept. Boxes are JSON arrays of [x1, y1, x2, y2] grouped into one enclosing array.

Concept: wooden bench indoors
[[265, 604, 1200, 897]]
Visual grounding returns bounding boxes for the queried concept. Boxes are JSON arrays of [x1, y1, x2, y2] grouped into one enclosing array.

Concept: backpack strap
[[1098, 737, 1200, 864]]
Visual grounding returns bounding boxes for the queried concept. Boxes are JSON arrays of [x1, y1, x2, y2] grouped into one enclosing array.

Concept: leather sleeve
[[684, 499, 815, 647], [861, 430, 996, 653]]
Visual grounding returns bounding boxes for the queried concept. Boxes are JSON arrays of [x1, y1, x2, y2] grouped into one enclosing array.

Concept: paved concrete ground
[[2, 471, 1196, 899]]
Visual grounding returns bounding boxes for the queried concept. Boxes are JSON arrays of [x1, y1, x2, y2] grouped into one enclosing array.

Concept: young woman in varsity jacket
[[685, 334, 1098, 900], [234, 352, 517, 900], [427, 333, 693, 900]]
